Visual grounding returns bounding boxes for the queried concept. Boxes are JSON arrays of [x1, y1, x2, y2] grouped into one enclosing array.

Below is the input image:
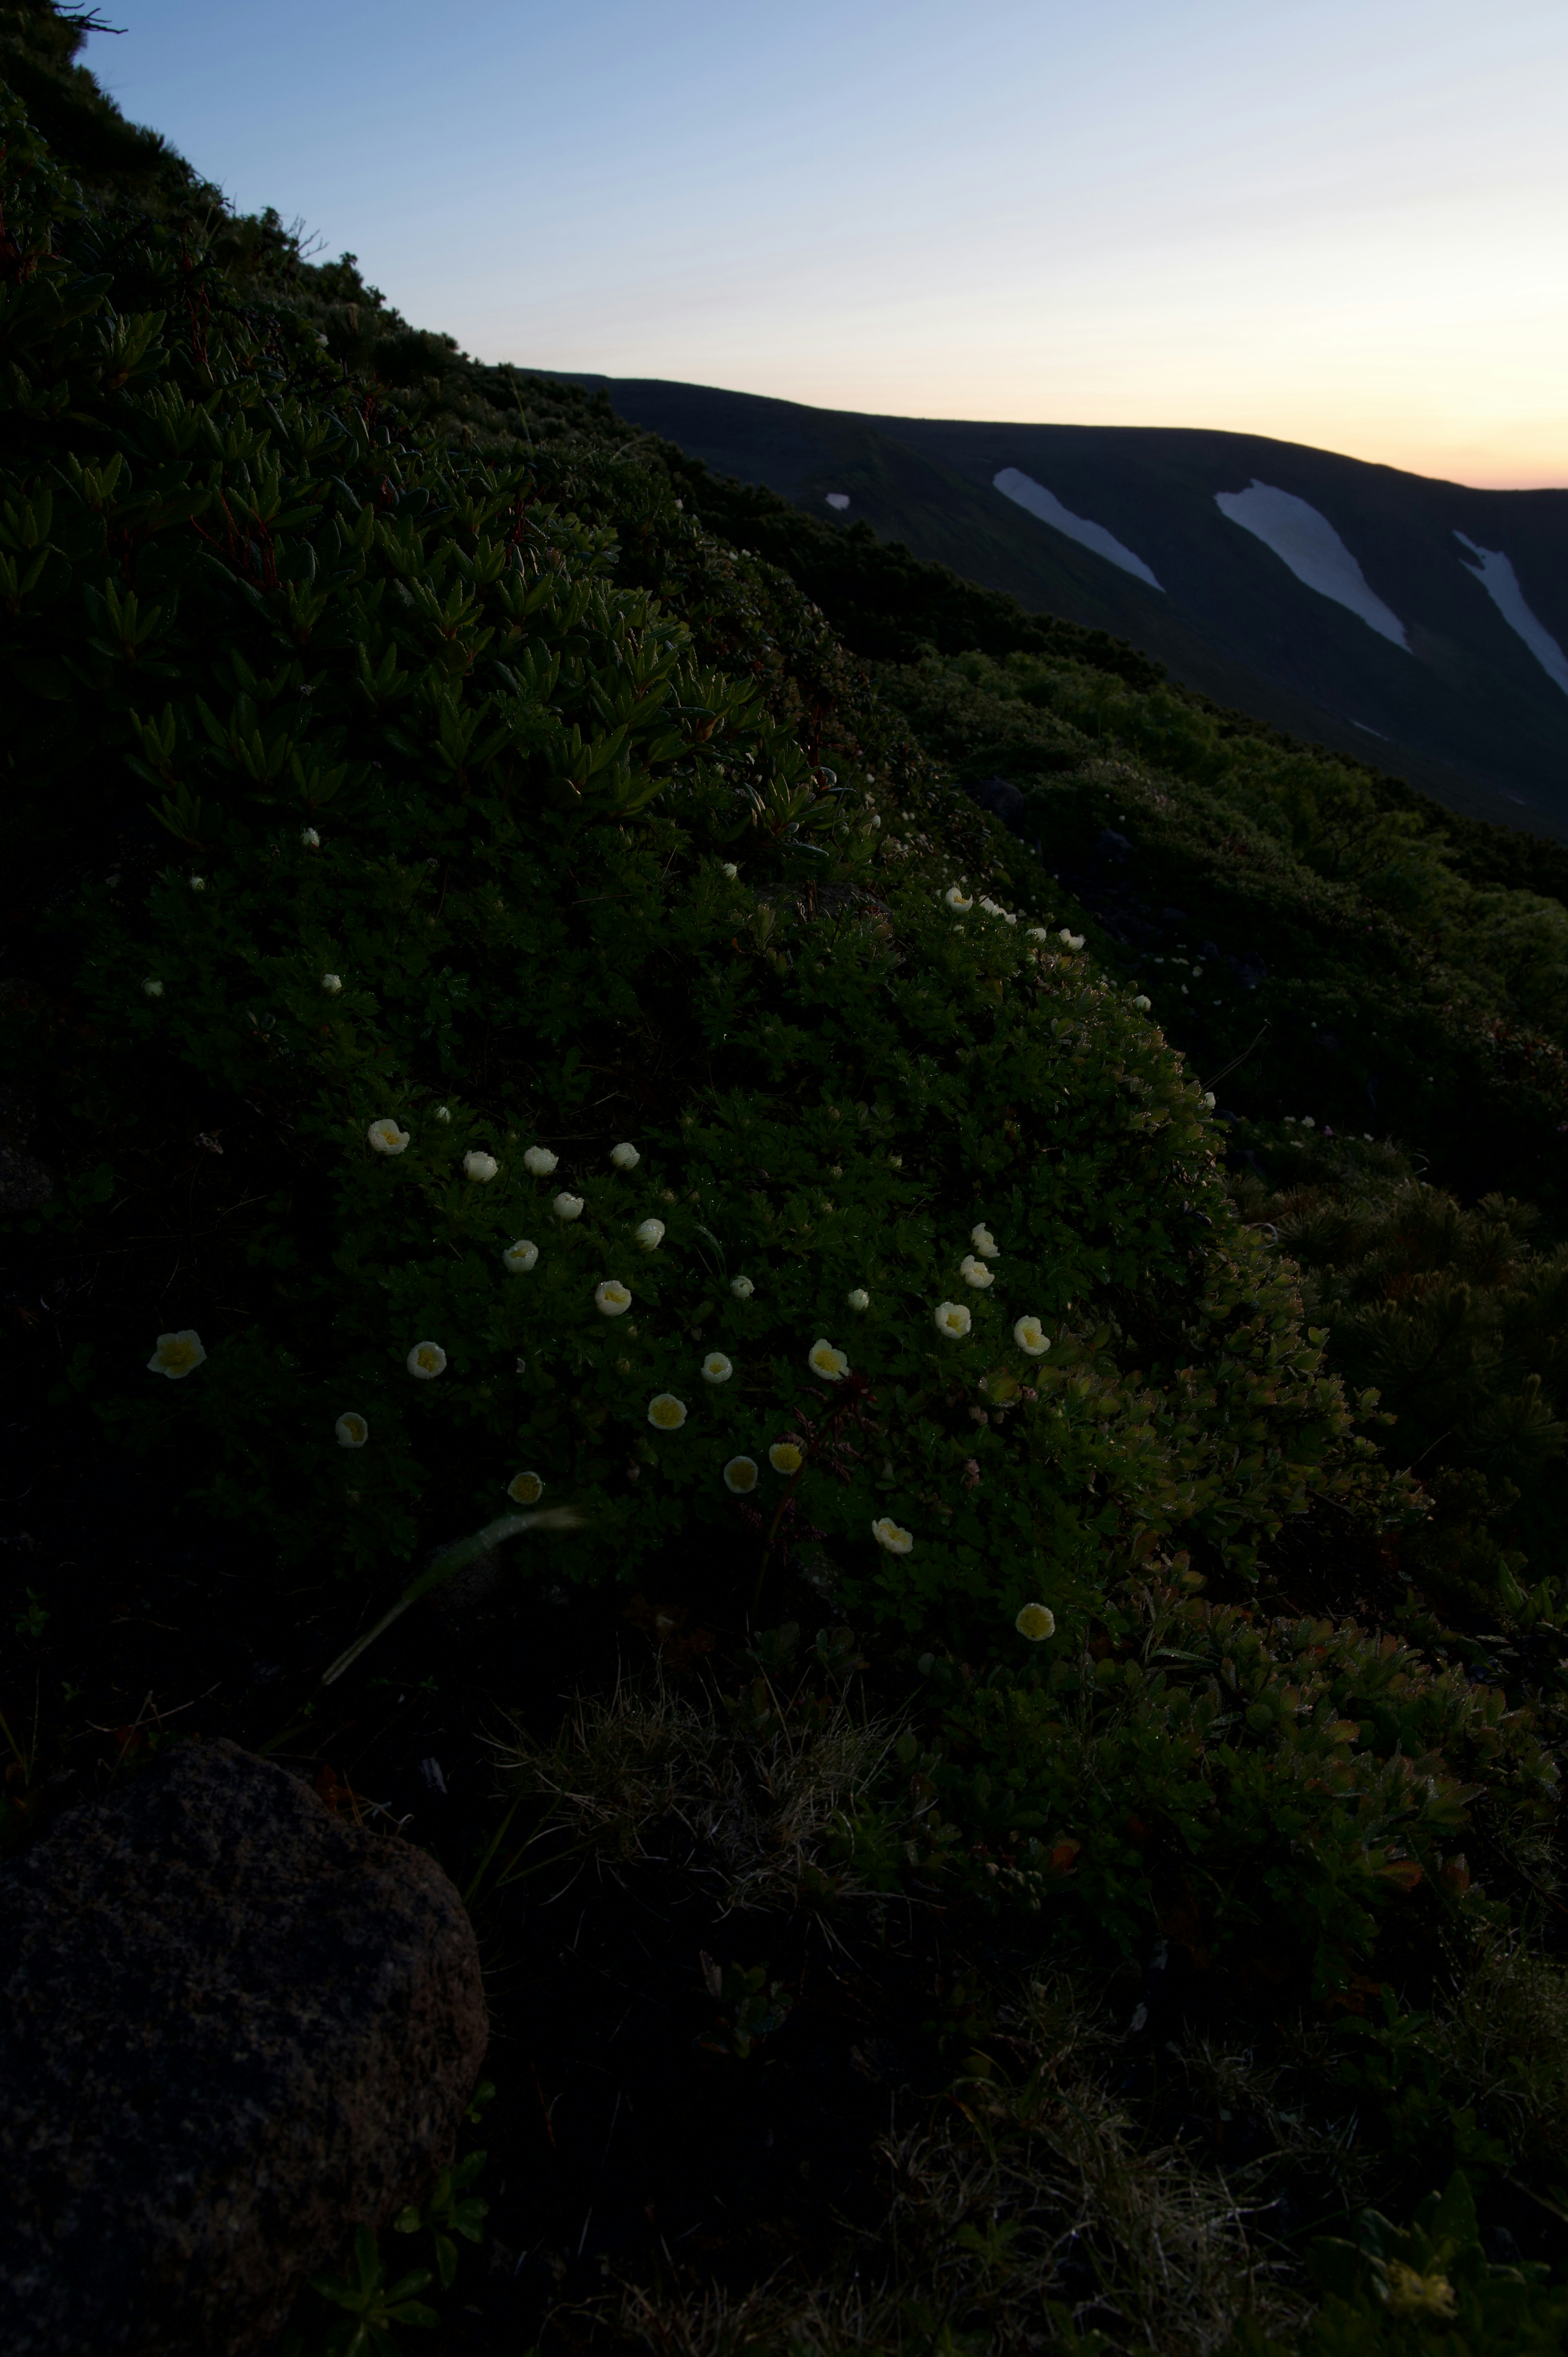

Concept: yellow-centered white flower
[[768, 1441, 804, 1475], [944, 885, 973, 913], [148, 1329, 205, 1380], [934, 1300, 972, 1340], [808, 1338, 849, 1381], [335, 1413, 369, 1448], [648, 1393, 687, 1431], [970, 1224, 999, 1259], [1015, 1603, 1056, 1641], [871, 1516, 913, 1554], [507, 1471, 544, 1505], [960, 1255, 994, 1290], [407, 1341, 447, 1379], [1013, 1315, 1050, 1357], [723, 1456, 759, 1493], [595, 1279, 632, 1316], [701, 1351, 733, 1384], [368, 1118, 409, 1155], [503, 1239, 539, 1273]]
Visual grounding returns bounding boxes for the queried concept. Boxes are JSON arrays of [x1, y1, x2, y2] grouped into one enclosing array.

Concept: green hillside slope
[[4, 11, 1568, 2350]]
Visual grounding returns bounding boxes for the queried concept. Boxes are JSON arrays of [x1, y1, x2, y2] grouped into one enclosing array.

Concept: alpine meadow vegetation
[[4, 6, 1568, 2350]]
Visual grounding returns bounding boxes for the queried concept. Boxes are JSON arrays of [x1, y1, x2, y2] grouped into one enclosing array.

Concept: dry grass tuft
[[498, 1674, 908, 1912]]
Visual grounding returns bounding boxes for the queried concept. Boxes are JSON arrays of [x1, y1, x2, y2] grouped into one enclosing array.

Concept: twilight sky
[[89, 0, 1567, 488]]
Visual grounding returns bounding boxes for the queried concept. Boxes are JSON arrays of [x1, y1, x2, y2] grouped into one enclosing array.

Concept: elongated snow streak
[[1214, 480, 1408, 649], [1455, 533, 1568, 699], [993, 468, 1164, 590]]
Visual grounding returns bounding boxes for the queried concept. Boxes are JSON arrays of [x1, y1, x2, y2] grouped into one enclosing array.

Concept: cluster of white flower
[[978, 896, 1017, 926]]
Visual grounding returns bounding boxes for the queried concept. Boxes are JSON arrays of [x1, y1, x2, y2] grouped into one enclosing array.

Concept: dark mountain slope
[[552, 376, 1568, 837]]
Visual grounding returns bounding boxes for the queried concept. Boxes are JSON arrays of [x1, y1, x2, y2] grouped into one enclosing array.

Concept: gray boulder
[[0, 1737, 487, 2356]]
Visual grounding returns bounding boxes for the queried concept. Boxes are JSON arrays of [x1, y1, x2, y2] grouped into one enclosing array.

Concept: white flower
[[506, 1470, 544, 1505], [872, 1516, 913, 1555], [648, 1392, 687, 1431], [523, 1146, 558, 1176], [1202, 1090, 1215, 1109], [335, 1412, 369, 1449], [434, 1106, 452, 1123], [634, 1218, 666, 1251], [1026, 927, 1049, 943], [935, 1300, 972, 1340], [503, 1239, 539, 1273], [596, 1279, 632, 1316], [701, 1351, 733, 1384], [553, 1191, 584, 1220], [368, 1118, 410, 1155], [189, 875, 206, 892], [147, 1329, 205, 1380], [723, 1455, 759, 1493], [960, 1255, 994, 1290], [721, 863, 738, 881], [979, 896, 1004, 918], [464, 1150, 500, 1182], [730, 1273, 755, 1299], [944, 885, 973, 912], [846, 1287, 870, 1311], [1133, 994, 1152, 1011], [1059, 930, 1085, 951], [142, 978, 164, 999], [769, 1440, 804, 1474], [1301, 1116, 1316, 1131], [1013, 1315, 1050, 1357], [1015, 1602, 1056, 1642], [971, 1224, 1000, 1259], [407, 1341, 447, 1379], [301, 827, 320, 849], [610, 1142, 641, 1170], [322, 972, 343, 995], [808, 1338, 849, 1381]]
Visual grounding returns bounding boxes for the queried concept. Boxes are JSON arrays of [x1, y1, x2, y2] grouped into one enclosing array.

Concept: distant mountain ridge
[[548, 376, 1568, 838]]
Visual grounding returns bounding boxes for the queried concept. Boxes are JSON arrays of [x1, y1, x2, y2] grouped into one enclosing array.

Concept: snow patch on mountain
[[825, 493, 850, 511], [1214, 481, 1408, 649], [993, 468, 1163, 590], [1455, 534, 1568, 699]]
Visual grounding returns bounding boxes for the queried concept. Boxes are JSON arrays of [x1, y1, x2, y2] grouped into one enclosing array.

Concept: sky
[[88, 0, 1568, 489]]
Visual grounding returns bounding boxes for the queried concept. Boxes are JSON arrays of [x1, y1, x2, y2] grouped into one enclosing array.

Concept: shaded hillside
[[552, 375, 1568, 838]]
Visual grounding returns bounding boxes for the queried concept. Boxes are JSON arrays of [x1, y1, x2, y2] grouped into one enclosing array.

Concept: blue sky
[[89, 0, 1568, 486]]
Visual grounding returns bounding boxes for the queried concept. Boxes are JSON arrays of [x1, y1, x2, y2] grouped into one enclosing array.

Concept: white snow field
[[992, 468, 1164, 590], [1213, 481, 1409, 649], [1454, 533, 1568, 699], [825, 492, 851, 511]]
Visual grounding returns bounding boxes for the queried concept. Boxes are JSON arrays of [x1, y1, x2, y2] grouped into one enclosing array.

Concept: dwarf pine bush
[[1, 96, 1416, 1641]]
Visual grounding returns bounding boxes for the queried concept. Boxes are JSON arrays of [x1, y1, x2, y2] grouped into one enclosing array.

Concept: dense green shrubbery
[[879, 651, 1568, 1206], [1, 94, 1415, 1640]]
